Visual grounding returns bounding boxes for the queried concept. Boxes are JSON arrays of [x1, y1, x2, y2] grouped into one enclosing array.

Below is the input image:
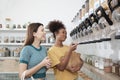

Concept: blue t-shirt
[[19, 45, 47, 79]]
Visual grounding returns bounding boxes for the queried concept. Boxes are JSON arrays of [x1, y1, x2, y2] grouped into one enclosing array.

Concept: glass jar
[[100, 0, 109, 10], [118, 61, 120, 76], [99, 57, 104, 70], [22, 37, 25, 43], [79, 9, 82, 20], [119, 65, 120, 76], [10, 36, 15, 43], [13, 48, 20, 57], [17, 24, 21, 29], [16, 37, 21, 43], [104, 58, 112, 67], [0, 24, 2, 28], [23, 24, 26, 29], [4, 36, 9, 43], [112, 60, 119, 75], [0, 48, 4, 57], [104, 58, 112, 73], [95, 60, 99, 68], [0, 37, 2, 43], [4, 47, 10, 57], [85, 0, 89, 13], [82, 4, 85, 21], [5, 18, 12, 29], [13, 24, 16, 29]]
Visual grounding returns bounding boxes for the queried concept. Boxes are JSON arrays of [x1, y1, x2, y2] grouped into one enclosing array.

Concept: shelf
[[0, 28, 50, 32], [0, 29, 26, 32], [0, 57, 19, 60], [0, 43, 54, 46], [41, 43, 54, 46], [0, 43, 24, 46], [83, 63, 120, 80]]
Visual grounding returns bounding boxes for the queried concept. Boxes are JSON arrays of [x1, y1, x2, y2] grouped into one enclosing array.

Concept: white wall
[[0, 0, 85, 45]]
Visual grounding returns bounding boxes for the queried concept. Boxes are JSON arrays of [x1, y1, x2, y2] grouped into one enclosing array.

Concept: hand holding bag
[[67, 52, 83, 71], [60, 52, 83, 72], [21, 70, 34, 80]]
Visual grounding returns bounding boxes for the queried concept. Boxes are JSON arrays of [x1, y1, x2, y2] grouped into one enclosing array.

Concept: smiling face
[[55, 28, 67, 42], [33, 25, 46, 41]]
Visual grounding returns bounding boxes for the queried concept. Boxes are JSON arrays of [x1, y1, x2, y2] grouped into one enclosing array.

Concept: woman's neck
[[54, 40, 63, 47], [32, 39, 41, 48]]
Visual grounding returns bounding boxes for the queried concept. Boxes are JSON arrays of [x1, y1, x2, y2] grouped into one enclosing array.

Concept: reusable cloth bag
[[60, 52, 83, 72]]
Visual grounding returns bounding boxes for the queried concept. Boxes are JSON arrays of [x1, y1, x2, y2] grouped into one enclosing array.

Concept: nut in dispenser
[[95, 2, 113, 40], [89, 13, 101, 42], [108, 0, 120, 22], [108, 0, 120, 39]]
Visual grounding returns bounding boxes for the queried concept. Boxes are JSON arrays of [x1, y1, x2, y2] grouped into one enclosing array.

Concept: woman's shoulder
[[48, 46, 55, 51], [21, 45, 33, 52], [48, 45, 69, 51], [40, 45, 47, 51], [22, 45, 32, 49], [40, 45, 46, 49]]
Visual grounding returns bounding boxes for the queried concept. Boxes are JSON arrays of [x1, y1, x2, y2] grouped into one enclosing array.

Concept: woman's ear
[[54, 32, 58, 37], [33, 32, 36, 37]]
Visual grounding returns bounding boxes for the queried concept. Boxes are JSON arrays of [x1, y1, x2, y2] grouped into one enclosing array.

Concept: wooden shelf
[[83, 63, 120, 80]]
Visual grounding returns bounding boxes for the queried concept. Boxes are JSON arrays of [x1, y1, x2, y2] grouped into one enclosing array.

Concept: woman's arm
[[19, 57, 51, 78], [55, 44, 78, 71]]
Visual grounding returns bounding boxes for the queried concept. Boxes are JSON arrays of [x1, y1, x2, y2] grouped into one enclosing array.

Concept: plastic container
[[82, 5, 85, 21], [79, 9, 82, 20], [100, 0, 109, 10], [85, 0, 89, 13], [89, 0, 94, 14]]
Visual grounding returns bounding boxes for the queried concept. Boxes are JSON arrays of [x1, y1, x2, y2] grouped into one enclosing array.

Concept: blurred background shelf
[[0, 43, 54, 46], [0, 28, 50, 32], [0, 57, 19, 60], [82, 63, 120, 80]]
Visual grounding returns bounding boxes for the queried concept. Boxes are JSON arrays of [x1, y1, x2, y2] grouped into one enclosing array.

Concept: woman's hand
[[67, 66, 80, 73], [41, 57, 52, 68], [69, 43, 78, 52]]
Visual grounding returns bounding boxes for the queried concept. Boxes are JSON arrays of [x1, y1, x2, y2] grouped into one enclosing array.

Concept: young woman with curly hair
[[47, 20, 81, 80]]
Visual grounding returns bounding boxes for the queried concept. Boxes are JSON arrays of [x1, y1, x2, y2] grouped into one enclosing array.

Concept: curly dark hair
[[47, 20, 66, 38]]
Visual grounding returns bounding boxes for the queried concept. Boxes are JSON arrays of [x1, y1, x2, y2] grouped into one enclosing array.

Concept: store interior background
[[0, 0, 84, 45], [0, 0, 120, 63], [0, 0, 120, 80]]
